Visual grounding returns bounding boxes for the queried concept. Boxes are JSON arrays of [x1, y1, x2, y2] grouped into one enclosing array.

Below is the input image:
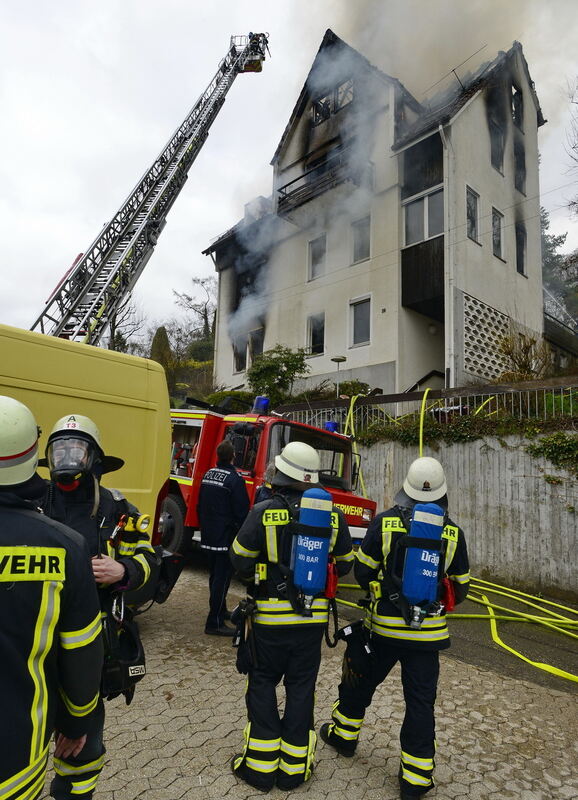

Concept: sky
[[1, 0, 577, 337]]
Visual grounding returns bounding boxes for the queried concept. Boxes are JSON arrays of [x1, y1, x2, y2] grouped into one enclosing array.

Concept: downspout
[[439, 122, 455, 388]]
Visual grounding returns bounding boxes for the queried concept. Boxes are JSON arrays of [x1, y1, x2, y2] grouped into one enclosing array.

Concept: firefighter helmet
[[0, 396, 40, 485], [273, 441, 320, 488], [42, 414, 124, 483], [403, 457, 447, 502]]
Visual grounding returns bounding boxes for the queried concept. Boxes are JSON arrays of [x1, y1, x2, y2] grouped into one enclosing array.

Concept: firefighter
[[254, 461, 275, 504], [0, 397, 103, 800], [320, 456, 470, 799], [230, 441, 354, 792], [198, 439, 250, 636], [40, 413, 158, 800]]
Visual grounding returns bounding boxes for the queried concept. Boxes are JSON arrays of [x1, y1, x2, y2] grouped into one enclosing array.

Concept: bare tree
[[106, 297, 145, 352], [173, 276, 217, 338]]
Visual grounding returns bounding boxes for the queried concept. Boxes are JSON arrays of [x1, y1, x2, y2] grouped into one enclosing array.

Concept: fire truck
[[162, 397, 376, 551]]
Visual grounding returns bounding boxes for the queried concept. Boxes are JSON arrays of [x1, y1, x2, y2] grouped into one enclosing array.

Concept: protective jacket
[[231, 488, 354, 626], [0, 487, 103, 800], [355, 503, 470, 648], [198, 461, 250, 551]]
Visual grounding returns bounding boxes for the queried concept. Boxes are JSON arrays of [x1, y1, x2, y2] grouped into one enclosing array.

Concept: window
[[350, 297, 370, 346], [514, 139, 526, 193], [511, 84, 523, 129], [492, 208, 504, 259], [466, 187, 480, 242], [248, 328, 264, 362], [312, 80, 354, 125], [404, 189, 444, 246], [515, 222, 526, 275], [308, 234, 326, 280], [489, 119, 504, 171], [312, 95, 332, 125], [336, 79, 353, 109], [307, 313, 325, 355], [233, 336, 247, 372], [352, 216, 370, 263]]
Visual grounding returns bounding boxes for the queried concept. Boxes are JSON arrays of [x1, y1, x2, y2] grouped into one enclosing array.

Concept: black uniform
[[198, 460, 249, 630], [41, 478, 157, 800], [230, 487, 353, 791], [0, 482, 103, 800], [324, 501, 470, 797]]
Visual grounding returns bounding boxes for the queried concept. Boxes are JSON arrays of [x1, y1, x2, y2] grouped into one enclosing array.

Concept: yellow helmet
[[0, 396, 39, 485]]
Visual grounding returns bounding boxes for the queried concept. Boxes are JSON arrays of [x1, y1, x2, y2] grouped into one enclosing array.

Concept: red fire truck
[[160, 399, 376, 552]]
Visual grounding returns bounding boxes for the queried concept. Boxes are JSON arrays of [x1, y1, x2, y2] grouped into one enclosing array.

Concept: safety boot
[[319, 722, 356, 757]]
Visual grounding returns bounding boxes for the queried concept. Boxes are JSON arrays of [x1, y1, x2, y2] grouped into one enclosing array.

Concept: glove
[[337, 621, 373, 687]]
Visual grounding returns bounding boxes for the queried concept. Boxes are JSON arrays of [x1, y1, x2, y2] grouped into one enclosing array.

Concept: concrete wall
[[358, 435, 577, 598]]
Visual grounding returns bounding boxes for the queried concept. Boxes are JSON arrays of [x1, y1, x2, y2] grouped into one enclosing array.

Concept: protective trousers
[[50, 700, 105, 799], [233, 624, 323, 791], [206, 550, 233, 629], [327, 639, 439, 797]]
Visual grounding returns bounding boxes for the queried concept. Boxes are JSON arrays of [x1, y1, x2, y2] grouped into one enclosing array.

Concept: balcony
[[277, 148, 372, 218], [401, 236, 445, 322]]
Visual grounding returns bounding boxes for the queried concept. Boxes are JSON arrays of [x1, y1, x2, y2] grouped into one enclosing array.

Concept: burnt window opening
[[402, 133, 443, 199], [352, 216, 371, 263], [307, 312, 325, 355], [515, 222, 526, 275], [489, 119, 505, 172], [404, 189, 444, 246], [511, 84, 523, 129], [351, 296, 370, 346], [492, 208, 504, 259], [233, 336, 248, 372], [311, 80, 354, 126], [466, 187, 480, 243], [248, 328, 264, 363], [514, 139, 526, 194], [309, 234, 326, 280]]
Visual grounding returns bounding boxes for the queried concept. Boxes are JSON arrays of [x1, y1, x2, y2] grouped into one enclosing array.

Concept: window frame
[[308, 233, 327, 281], [312, 80, 354, 126], [511, 83, 524, 130], [402, 186, 444, 247], [466, 186, 480, 244], [515, 222, 527, 276], [350, 295, 371, 347], [492, 207, 504, 260], [307, 312, 325, 356], [351, 215, 371, 264], [489, 119, 505, 172], [233, 337, 248, 373]]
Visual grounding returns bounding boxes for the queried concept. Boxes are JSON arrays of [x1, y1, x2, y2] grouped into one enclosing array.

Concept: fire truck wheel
[[160, 494, 188, 553]]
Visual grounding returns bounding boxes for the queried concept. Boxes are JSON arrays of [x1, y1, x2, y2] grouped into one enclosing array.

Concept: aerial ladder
[[31, 33, 269, 345]]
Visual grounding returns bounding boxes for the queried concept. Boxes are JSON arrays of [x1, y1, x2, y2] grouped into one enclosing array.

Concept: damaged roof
[[393, 41, 546, 150]]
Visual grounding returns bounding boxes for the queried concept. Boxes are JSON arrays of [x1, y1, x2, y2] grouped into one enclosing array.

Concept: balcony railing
[[277, 148, 372, 217]]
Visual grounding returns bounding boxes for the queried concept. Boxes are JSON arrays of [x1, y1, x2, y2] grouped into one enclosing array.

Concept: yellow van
[[0, 323, 171, 523]]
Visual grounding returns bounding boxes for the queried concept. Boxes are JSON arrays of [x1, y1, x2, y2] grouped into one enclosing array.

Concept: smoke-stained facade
[[204, 31, 545, 392]]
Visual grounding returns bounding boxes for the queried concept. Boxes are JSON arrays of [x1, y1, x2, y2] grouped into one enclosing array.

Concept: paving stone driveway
[[44, 566, 578, 799]]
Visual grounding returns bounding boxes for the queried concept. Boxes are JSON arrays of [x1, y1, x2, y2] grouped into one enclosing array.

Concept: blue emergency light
[[324, 421, 339, 432], [252, 396, 270, 414]]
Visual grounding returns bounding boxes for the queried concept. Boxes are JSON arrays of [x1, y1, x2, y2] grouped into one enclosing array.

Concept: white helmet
[[403, 457, 447, 502], [42, 414, 124, 481], [49, 414, 103, 449], [0, 396, 40, 485], [274, 441, 320, 487]]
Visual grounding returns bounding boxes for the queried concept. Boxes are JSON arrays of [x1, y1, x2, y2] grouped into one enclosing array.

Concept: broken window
[[515, 222, 526, 275], [489, 119, 505, 171], [492, 208, 504, 259], [336, 79, 354, 109], [466, 187, 479, 242], [351, 297, 370, 346], [514, 139, 526, 193], [511, 84, 523, 129], [309, 234, 326, 280], [352, 216, 370, 263], [404, 189, 444, 246], [312, 94, 332, 126], [248, 328, 264, 363], [402, 133, 443, 199], [233, 337, 247, 372], [307, 312, 325, 355]]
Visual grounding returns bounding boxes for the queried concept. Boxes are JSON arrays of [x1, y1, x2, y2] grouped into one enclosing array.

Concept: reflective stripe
[[0, 745, 48, 798], [381, 528, 394, 561], [301, 495, 332, 512], [71, 774, 100, 794], [245, 757, 279, 773], [15, 768, 45, 800], [29, 580, 61, 760], [255, 598, 329, 612], [132, 552, 151, 587], [58, 688, 100, 717], [450, 571, 470, 584], [401, 751, 434, 769], [401, 767, 432, 786], [356, 548, 379, 569], [54, 754, 105, 776], [280, 740, 307, 757], [254, 612, 329, 626], [333, 707, 363, 727], [278, 759, 305, 775], [335, 549, 354, 562], [370, 624, 449, 642], [232, 538, 260, 558], [116, 543, 137, 556], [334, 724, 359, 740], [265, 526, 278, 563], [249, 737, 281, 752], [413, 509, 444, 526], [60, 612, 102, 650]]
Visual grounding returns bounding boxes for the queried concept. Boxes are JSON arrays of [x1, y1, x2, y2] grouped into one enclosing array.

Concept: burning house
[[204, 30, 550, 392]]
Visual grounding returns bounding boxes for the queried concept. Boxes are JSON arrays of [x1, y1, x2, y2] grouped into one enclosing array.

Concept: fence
[[279, 380, 578, 432]]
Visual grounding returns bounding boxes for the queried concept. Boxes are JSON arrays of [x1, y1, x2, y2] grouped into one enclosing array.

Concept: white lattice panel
[[463, 294, 510, 379]]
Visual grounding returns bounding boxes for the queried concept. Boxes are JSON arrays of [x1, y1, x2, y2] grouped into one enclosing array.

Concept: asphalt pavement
[[42, 560, 578, 799]]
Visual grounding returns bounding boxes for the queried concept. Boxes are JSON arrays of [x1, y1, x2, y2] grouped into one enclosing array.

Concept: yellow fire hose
[[335, 576, 578, 683]]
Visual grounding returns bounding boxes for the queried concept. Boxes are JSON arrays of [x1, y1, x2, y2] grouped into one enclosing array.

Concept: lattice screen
[[463, 294, 510, 379]]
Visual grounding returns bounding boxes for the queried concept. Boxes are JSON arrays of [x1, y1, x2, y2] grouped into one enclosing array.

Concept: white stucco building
[[204, 31, 547, 393]]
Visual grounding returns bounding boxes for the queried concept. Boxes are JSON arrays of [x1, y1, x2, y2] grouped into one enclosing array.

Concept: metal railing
[[279, 381, 578, 431]]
